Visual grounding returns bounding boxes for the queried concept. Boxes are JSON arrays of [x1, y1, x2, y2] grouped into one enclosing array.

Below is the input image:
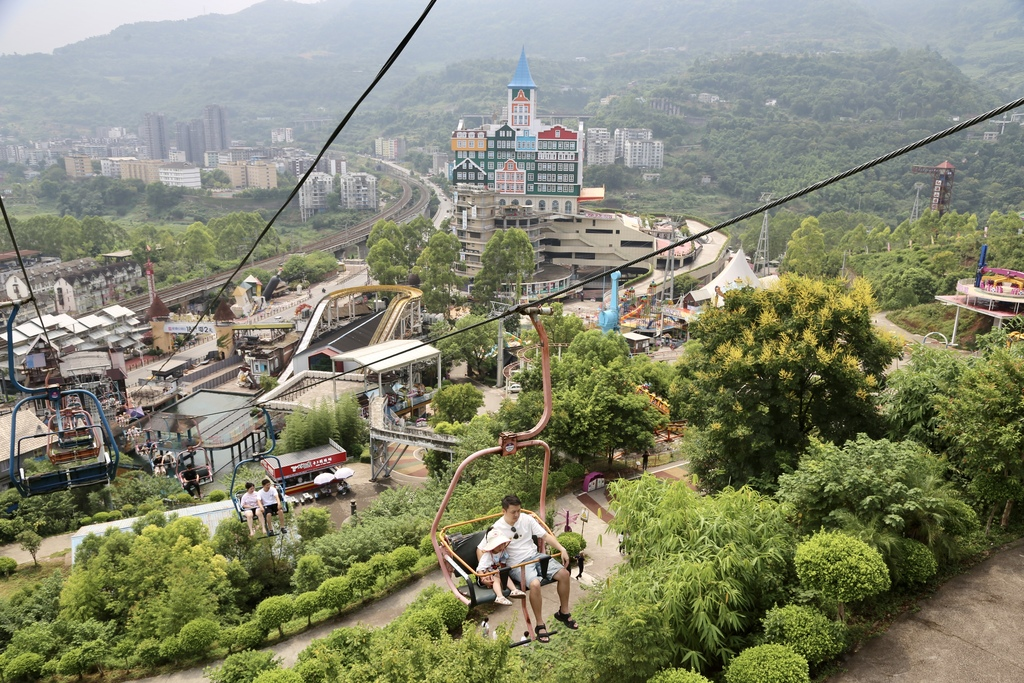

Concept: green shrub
[[0, 556, 17, 577], [294, 657, 331, 683], [296, 507, 332, 542], [402, 607, 445, 638], [368, 553, 390, 579], [648, 669, 713, 683], [294, 591, 321, 626], [121, 503, 136, 516], [256, 595, 295, 638], [389, 545, 421, 573], [359, 453, 371, 464], [418, 534, 435, 556], [427, 590, 469, 632], [253, 669, 303, 683], [107, 509, 123, 520], [57, 647, 90, 679], [4, 652, 45, 682], [725, 644, 810, 683], [345, 562, 376, 594], [795, 530, 891, 621], [159, 635, 184, 661], [207, 489, 229, 502], [546, 470, 569, 494], [557, 531, 587, 558], [293, 555, 330, 594], [92, 511, 111, 523], [762, 605, 846, 665], [207, 649, 280, 683], [177, 617, 221, 659], [562, 462, 586, 482], [134, 637, 164, 668], [233, 620, 269, 651], [896, 539, 938, 585], [318, 576, 353, 614], [79, 516, 93, 526]]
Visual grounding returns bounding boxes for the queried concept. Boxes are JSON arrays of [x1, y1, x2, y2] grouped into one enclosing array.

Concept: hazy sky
[[0, 0, 319, 56]]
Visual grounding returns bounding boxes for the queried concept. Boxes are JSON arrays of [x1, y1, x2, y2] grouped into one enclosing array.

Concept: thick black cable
[[145, 0, 439, 383], [244, 92, 1024, 408], [0, 195, 57, 355]]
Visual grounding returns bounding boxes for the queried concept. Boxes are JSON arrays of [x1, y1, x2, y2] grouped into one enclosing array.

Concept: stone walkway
[[832, 538, 1024, 682]]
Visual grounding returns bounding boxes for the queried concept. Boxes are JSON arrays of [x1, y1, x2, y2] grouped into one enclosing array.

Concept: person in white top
[[476, 529, 527, 605], [488, 494, 576, 642], [239, 482, 264, 537], [258, 479, 287, 536]]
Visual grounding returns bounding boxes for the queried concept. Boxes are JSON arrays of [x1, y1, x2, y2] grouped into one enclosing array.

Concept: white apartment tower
[[298, 172, 334, 222], [613, 128, 653, 159], [623, 139, 664, 169], [339, 172, 378, 210]]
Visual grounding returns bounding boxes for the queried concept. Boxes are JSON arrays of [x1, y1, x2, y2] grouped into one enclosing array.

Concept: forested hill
[[2, 0, 1024, 139], [658, 50, 996, 122]]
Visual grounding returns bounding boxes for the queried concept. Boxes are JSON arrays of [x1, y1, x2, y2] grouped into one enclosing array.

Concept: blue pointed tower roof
[[508, 47, 536, 89]]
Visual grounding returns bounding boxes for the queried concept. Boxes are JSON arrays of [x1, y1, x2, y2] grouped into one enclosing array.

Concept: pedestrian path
[[833, 537, 1024, 682]]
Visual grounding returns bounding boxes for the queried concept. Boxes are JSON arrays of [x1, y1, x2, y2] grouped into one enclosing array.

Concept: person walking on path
[[575, 551, 585, 579]]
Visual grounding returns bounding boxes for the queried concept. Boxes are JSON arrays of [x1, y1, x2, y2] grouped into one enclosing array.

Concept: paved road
[[833, 537, 1024, 682]]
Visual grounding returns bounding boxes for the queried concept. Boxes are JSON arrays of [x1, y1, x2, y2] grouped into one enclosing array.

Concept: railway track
[[121, 172, 431, 314]]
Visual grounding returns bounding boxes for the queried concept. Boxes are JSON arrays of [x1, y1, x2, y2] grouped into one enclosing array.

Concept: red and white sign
[[261, 449, 347, 479]]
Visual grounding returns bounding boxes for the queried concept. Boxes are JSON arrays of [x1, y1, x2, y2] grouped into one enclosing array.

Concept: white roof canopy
[[332, 339, 440, 374]]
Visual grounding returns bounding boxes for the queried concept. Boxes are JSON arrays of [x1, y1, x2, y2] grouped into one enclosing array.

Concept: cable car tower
[[911, 161, 955, 216], [753, 192, 772, 277]]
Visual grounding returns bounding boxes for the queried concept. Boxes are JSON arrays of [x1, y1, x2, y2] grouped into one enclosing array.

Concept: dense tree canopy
[[673, 275, 901, 490]]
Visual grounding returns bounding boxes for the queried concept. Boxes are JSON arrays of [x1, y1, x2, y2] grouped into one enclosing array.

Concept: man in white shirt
[[489, 494, 577, 642], [258, 479, 287, 536]]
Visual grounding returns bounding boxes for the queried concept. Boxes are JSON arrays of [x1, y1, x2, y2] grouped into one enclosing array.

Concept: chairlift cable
[[0, 197, 57, 358]]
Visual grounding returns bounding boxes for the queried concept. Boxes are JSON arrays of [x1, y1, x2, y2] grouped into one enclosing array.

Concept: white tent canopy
[[692, 248, 762, 306]]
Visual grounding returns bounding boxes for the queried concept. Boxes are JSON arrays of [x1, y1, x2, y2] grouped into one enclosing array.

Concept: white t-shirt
[[240, 490, 260, 509], [258, 486, 279, 506], [491, 513, 546, 565]]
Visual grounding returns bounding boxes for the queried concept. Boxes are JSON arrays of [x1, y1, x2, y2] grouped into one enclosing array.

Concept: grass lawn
[[0, 558, 69, 599]]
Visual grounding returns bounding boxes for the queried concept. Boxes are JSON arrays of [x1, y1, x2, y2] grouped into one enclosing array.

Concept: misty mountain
[[1, 0, 1022, 139]]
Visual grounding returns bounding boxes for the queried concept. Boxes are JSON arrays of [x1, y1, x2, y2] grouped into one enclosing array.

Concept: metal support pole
[[496, 315, 504, 389], [950, 306, 962, 347]]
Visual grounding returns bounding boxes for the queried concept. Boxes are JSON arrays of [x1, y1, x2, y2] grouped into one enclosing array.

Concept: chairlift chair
[[5, 302, 119, 497], [228, 406, 289, 523], [430, 307, 558, 639]]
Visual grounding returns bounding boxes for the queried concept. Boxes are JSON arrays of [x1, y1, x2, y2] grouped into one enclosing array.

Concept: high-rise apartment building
[[175, 120, 206, 165], [373, 137, 406, 161], [585, 128, 614, 166], [339, 172, 378, 210], [203, 105, 230, 152], [139, 112, 169, 161], [63, 155, 93, 178], [298, 172, 334, 222], [613, 128, 652, 159], [623, 139, 664, 169]]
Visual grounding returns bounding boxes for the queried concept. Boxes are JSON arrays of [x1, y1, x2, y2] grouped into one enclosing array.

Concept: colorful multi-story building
[[449, 49, 584, 215]]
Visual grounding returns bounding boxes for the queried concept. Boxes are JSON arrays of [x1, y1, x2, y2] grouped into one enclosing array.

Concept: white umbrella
[[314, 472, 336, 486], [334, 467, 355, 480]]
